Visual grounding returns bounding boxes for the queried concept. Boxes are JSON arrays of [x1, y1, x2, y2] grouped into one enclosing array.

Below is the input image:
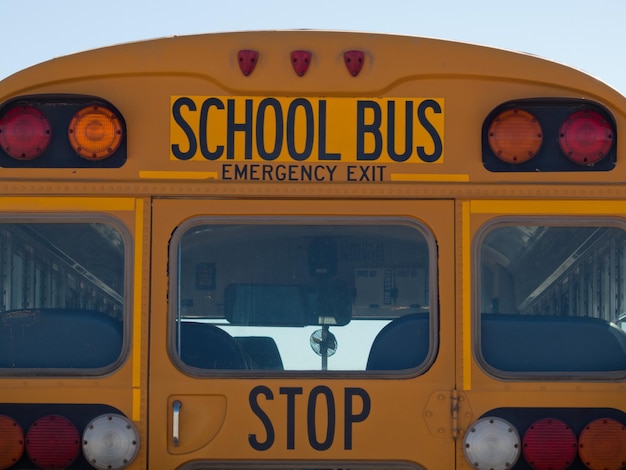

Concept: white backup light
[[82, 414, 139, 469], [463, 416, 521, 470]]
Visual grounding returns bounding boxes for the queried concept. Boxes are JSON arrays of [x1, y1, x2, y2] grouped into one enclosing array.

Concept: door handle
[[172, 400, 182, 446]]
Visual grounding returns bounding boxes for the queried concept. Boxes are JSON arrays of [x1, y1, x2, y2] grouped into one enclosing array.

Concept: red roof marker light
[[344, 50, 365, 76], [291, 50, 312, 76], [238, 49, 258, 76]]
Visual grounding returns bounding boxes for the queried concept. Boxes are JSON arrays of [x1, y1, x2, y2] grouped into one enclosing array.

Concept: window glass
[[0, 221, 127, 371], [172, 221, 435, 373], [478, 221, 626, 376]]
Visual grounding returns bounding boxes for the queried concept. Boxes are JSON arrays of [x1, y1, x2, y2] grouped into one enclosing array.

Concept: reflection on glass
[[174, 222, 434, 372], [0, 222, 126, 370], [479, 223, 626, 375]]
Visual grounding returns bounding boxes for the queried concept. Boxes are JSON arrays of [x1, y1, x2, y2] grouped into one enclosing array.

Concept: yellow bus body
[[0, 31, 625, 470]]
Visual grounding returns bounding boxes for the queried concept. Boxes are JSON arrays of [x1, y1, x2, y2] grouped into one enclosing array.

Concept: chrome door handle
[[172, 400, 182, 446]]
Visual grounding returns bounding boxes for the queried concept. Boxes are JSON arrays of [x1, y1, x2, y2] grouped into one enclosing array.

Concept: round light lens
[[578, 418, 626, 470], [463, 416, 521, 470], [0, 105, 51, 160], [82, 414, 139, 469], [0, 414, 24, 469], [488, 108, 542, 164], [522, 418, 577, 470], [68, 105, 123, 160], [25, 415, 80, 469], [558, 110, 613, 165]]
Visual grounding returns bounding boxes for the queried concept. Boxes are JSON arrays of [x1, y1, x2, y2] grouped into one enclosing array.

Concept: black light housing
[[0, 95, 126, 168]]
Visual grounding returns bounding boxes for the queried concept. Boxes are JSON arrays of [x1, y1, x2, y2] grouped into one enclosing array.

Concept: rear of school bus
[[0, 31, 625, 470]]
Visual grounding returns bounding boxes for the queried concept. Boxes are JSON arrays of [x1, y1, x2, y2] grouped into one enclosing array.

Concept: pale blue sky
[[3, 0, 626, 95]]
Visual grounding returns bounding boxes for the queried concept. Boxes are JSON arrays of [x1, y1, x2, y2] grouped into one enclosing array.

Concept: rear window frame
[[473, 216, 626, 381], [0, 213, 132, 377], [168, 215, 439, 378]]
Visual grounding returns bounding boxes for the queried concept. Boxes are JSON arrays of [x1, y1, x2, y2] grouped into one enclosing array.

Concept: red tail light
[[558, 110, 613, 165], [0, 105, 51, 160], [25, 415, 80, 469], [522, 418, 577, 470]]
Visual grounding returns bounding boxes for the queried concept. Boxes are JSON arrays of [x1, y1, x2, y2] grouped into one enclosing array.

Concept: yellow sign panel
[[170, 96, 443, 182], [171, 96, 443, 160]]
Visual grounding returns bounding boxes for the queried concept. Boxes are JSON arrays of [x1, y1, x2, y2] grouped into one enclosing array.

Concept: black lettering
[[313, 165, 325, 181], [249, 164, 259, 180], [287, 99, 314, 161], [326, 165, 337, 181], [222, 163, 232, 180], [376, 165, 386, 181], [171, 97, 197, 160], [356, 100, 382, 161], [347, 165, 386, 182], [344, 387, 371, 450], [347, 165, 357, 181], [359, 165, 371, 181], [199, 98, 225, 160], [280, 387, 303, 450], [262, 164, 273, 181], [248, 386, 275, 451], [318, 100, 341, 161], [417, 99, 443, 162], [235, 164, 248, 179], [256, 98, 283, 161], [307, 385, 335, 451], [276, 164, 287, 181], [387, 100, 413, 162], [301, 165, 312, 181], [227, 98, 253, 159]]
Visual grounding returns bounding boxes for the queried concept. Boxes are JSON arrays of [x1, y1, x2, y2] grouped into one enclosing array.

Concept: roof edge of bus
[[0, 30, 624, 110]]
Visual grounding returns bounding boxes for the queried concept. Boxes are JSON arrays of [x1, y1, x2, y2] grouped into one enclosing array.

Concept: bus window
[[477, 221, 626, 378], [171, 220, 436, 373], [0, 220, 128, 372]]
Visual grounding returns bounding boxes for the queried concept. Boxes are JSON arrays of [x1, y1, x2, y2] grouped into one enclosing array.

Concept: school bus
[[0, 30, 625, 470]]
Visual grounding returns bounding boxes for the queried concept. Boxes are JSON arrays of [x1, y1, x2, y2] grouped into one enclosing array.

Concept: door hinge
[[451, 389, 460, 440], [452, 389, 473, 440], [425, 389, 473, 440]]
